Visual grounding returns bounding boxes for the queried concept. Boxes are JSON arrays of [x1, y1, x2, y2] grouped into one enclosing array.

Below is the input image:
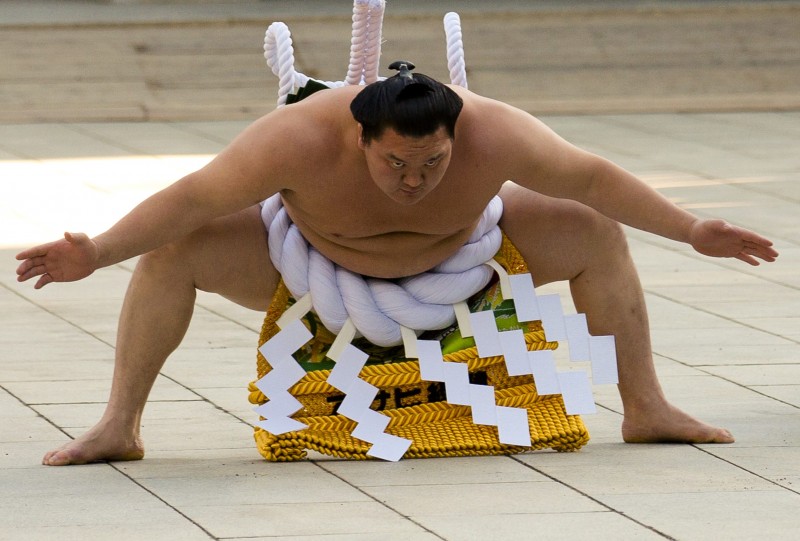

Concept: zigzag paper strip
[[326, 325, 412, 461], [498, 267, 619, 414], [402, 330, 532, 445], [257, 299, 411, 460], [253, 318, 313, 434]]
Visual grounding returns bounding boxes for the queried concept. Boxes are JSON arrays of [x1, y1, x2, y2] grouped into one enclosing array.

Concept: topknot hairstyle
[[350, 61, 464, 144]]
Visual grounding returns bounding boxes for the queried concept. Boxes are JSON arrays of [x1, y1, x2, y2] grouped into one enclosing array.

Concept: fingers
[[742, 240, 778, 263], [16, 256, 45, 280], [725, 224, 779, 264], [736, 242, 779, 266], [737, 227, 779, 257], [739, 227, 774, 247], [16, 240, 59, 280], [34, 273, 54, 290], [15, 242, 54, 261], [735, 253, 760, 266], [16, 250, 60, 286], [15, 256, 53, 286], [17, 264, 51, 285]]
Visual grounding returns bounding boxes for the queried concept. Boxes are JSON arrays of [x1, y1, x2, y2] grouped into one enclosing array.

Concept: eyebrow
[[387, 152, 445, 163]]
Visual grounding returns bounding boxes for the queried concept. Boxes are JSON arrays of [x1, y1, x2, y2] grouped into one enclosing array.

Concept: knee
[[596, 214, 627, 246], [585, 213, 631, 263], [136, 244, 181, 278], [135, 235, 197, 277]]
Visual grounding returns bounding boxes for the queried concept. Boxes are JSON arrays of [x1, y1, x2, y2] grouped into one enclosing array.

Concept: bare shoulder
[[452, 87, 554, 149], [449, 87, 596, 194], [213, 86, 360, 190], [244, 87, 358, 157]]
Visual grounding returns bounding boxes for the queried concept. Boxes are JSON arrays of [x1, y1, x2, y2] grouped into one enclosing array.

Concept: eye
[[389, 161, 405, 169], [425, 158, 440, 167]]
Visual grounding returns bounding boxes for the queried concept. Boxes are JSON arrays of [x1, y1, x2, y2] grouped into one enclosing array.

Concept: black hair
[[350, 61, 464, 144]]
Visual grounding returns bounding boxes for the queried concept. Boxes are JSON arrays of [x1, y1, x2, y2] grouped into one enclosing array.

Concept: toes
[[43, 450, 71, 466], [713, 428, 735, 444], [43, 449, 85, 466]]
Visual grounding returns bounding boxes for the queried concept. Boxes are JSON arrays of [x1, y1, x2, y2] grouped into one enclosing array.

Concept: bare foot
[[621, 401, 735, 444], [42, 422, 144, 466]]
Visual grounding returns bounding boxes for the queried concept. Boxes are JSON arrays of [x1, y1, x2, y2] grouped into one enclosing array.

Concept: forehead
[[371, 127, 451, 156]]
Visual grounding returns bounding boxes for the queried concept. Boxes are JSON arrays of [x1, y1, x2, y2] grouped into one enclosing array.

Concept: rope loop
[[262, 194, 503, 346], [264, 22, 309, 106]]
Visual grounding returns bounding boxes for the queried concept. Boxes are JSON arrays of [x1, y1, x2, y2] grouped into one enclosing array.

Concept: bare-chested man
[[16, 65, 778, 466]]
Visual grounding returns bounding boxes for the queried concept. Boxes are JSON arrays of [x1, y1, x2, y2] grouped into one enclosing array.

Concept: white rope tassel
[[362, 0, 384, 84], [264, 22, 308, 106], [444, 12, 468, 88], [346, 0, 385, 85], [345, 0, 370, 85], [262, 195, 503, 347]]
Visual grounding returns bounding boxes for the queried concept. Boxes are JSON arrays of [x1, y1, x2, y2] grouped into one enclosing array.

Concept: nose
[[402, 172, 424, 187]]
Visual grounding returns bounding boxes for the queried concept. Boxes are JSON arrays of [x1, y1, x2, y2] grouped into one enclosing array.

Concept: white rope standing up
[[264, 1, 467, 107], [263, 22, 305, 107], [345, 0, 385, 85], [444, 12, 468, 88]]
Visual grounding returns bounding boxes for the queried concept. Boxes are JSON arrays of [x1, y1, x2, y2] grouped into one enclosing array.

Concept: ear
[[357, 123, 367, 150]]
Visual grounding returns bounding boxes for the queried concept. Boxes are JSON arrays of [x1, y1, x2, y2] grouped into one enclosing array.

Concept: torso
[[256, 85, 511, 278]]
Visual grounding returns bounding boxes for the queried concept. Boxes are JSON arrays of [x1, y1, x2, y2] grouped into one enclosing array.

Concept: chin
[[393, 190, 426, 205]]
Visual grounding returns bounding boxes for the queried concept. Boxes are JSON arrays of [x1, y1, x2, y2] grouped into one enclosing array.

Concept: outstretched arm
[[15, 107, 304, 288], [485, 99, 779, 265], [572, 156, 778, 265]]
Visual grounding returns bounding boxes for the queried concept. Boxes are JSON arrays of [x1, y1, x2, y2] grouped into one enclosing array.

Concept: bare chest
[[279, 163, 503, 277], [287, 164, 498, 238]]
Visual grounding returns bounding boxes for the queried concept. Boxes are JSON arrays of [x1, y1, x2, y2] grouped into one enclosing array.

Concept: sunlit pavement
[[1, 2, 799, 540]]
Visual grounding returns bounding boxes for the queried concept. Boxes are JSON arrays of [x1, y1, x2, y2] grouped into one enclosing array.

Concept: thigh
[[180, 204, 278, 311], [499, 182, 625, 286]]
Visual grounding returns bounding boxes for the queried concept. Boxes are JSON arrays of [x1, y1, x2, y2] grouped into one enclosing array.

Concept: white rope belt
[[261, 194, 504, 346]]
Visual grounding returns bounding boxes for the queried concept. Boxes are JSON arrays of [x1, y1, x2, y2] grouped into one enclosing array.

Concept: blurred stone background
[[1, 0, 799, 122]]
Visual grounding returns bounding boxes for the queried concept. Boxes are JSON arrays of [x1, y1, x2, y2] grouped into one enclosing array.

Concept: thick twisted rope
[[267, 2, 465, 106], [265, 22, 350, 107], [262, 194, 503, 347], [264, 22, 305, 106], [346, 0, 385, 85], [361, 0, 384, 84], [444, 12, 468, 88]]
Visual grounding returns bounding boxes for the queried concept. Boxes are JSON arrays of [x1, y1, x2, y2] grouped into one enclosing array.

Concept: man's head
[[350, 61, 464, 145], [351, 62, 464, 205]]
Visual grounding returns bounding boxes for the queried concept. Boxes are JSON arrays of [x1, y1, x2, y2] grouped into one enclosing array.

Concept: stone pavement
[[1, 1, 800, 540]]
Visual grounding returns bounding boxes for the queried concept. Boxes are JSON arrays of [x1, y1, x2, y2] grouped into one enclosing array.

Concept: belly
[[302, 228, 474, 279]]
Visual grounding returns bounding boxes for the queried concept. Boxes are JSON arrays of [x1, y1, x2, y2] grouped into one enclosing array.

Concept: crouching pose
[[16, 64, 777, 466]]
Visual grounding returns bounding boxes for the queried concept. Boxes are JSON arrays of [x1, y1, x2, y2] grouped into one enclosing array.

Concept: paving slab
[[2, 114, 799, 539], [1, 2, 799, 541], [601, 490, 800, 541]]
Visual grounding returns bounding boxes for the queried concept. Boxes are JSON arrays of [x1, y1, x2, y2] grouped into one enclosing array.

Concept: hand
[[689, 219, 779, 266], [15, 232, 99, 289]]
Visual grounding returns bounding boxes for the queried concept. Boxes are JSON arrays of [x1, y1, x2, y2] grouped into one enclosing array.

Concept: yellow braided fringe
[[249, 235, 590, 460]]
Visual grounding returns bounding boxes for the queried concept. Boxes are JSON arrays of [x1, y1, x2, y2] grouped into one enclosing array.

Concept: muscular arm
[[477, 97, 778, 265], [16, 106, 313, 287], [91, 119, 283, 267]]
